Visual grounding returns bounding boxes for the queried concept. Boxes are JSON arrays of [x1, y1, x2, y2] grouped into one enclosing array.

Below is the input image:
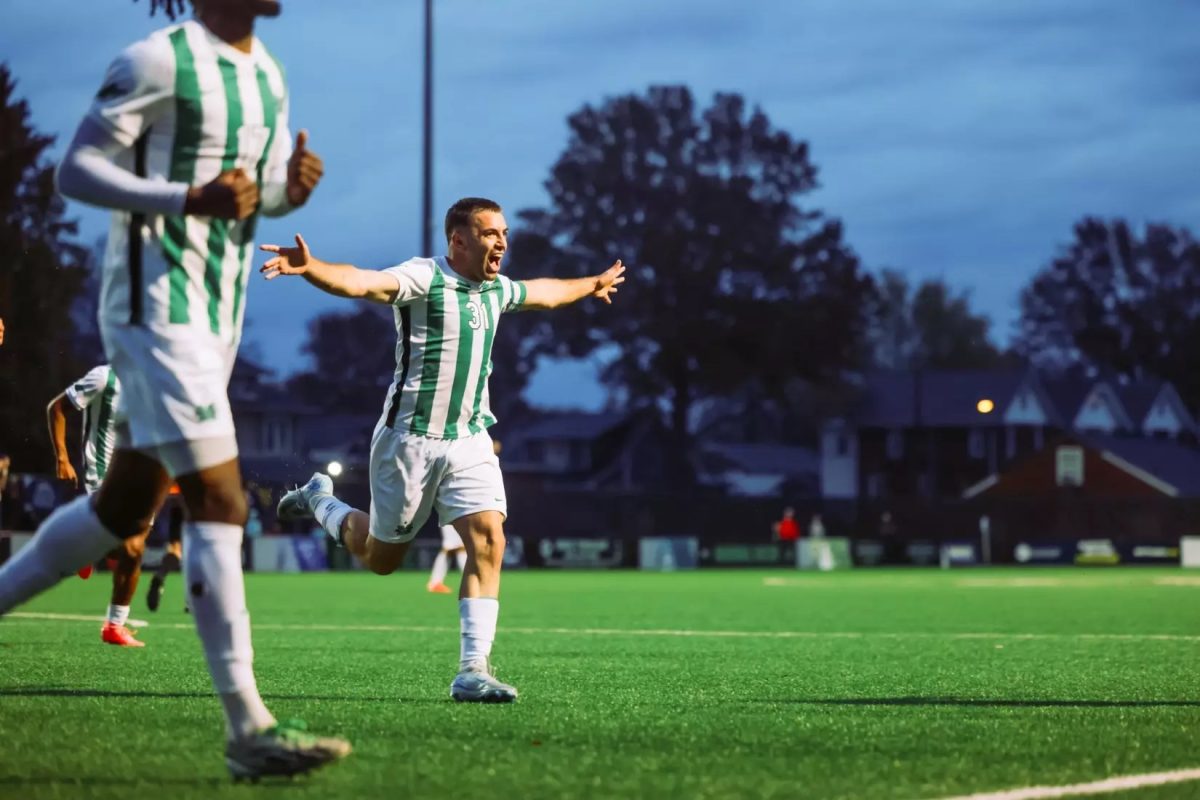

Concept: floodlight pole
[[421, 0, 434, 257]]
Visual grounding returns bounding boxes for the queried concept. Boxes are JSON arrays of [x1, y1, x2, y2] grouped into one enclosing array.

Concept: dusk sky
[[3, 0, 1197, 409]]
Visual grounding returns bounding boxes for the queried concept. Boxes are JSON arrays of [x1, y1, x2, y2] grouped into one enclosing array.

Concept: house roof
[[701, 442, 818, 477], [1084, 434, 1200, 497], [855, 369, 1029, 428], [512, 411, 631, 442], [1116, 380, 1163, 425]]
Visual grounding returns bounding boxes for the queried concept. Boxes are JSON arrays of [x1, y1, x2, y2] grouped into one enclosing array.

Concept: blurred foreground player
[[427, 524, 467, 594], [0, 0, 348, 780]]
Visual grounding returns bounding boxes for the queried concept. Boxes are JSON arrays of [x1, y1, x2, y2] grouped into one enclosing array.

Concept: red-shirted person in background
[[773, 507, 800, 542]]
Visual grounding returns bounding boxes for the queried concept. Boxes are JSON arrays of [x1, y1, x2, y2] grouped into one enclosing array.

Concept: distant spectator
[[879, 511, 898, 538], [808, 513, 826, 539], [773, 507, 800, 542]]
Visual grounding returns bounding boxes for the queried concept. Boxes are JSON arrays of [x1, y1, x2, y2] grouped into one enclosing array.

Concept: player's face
[[457, 210, 508, 283]]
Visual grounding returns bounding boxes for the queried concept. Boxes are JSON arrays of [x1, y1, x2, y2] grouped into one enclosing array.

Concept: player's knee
[[93, 493, 158, 540], [367, 560, 397, 576], [469, 525, 506, 565], [185, 483, 248, 525], [118, 535, 147, 561]]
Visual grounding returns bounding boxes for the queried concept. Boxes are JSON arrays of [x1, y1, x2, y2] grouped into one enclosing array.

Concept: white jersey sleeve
[[382, 259, 437, 307], [64, 366, 113, 411], [497, 274, 528, 313], [86, 38, 175, 148]]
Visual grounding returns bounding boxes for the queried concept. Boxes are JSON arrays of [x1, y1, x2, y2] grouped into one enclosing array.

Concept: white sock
[[0, 496, 123, 614], [107, 604, 130, 626], [429, 551, 449, 586], [459, 597, 499, 672], [184, 521, 274, 740], [454, 551, 467, 571], [312, 495, 352, 545]]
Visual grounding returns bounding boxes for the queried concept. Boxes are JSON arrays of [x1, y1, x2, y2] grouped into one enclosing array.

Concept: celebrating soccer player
[[262, 197, 625, 702], [0, 0, 348, 780]]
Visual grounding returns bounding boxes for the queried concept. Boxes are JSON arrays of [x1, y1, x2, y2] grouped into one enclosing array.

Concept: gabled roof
[[1116, 380, 1163, 425], [1084, 434, 1200, 497]]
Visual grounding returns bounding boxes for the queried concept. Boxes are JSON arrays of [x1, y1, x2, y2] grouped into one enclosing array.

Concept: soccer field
[[1, 568, 1197, 799]]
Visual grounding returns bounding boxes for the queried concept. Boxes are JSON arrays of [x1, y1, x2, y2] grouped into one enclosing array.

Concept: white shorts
[[101, 323, 239, 476], [441, 525, 464, 550], [368, 426, 506, 544]]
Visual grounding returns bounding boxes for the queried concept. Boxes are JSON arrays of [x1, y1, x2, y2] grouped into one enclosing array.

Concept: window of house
[[262, 417, 289, 454], [885, 430, 903, 460], [968, 429, 986, 459], [1055, 446, 1085, 487], [1005, 427, 1017, 459], [835, 433, 849, 456], [866, 473, 885, 499]]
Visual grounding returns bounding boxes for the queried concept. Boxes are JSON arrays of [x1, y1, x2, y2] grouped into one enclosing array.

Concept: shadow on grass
[[760, 697, 1200, 708], [0, 775, 302, 791], [0, 687, 442, 704]]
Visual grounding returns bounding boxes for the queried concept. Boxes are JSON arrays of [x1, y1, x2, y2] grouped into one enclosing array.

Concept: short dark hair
[[444, 197, 502, 243], [138, 0, 190, 19]]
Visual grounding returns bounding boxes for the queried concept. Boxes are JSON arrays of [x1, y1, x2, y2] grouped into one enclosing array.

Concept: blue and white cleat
[[450, 660, 519, 703], [276, 472, 333, 522]]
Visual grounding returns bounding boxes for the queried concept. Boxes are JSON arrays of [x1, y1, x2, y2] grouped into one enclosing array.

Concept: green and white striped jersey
[[90, 19, 291, 343], [64, 365, 121, 494], [380, 258, 528, 439]]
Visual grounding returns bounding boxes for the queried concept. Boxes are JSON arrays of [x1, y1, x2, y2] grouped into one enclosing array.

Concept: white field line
[[6, 612, 1200, 642], [931, 767, 1200, 800], [4, 611, 151, 628]]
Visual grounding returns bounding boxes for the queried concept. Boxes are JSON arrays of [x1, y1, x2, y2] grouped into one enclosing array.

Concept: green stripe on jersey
[[514, 280, 528, 308], [442, 288, 479, 439], [203, 57, 243, 334], [234, 67, 280, 331], [410, 267, 447, 435], [164, 27, 203, 324], [92, 370, 118, 481], [467, 289, 499, 434]]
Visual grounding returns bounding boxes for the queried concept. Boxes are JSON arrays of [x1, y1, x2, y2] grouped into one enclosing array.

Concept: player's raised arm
[[520, 260, 626, 310], [259, 234, 402, 304]]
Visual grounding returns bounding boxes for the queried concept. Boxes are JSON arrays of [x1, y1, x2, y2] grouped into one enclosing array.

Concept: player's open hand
[[592, 260, 626, 304], [259, 234, 313, 280], [286, 130, 323, 206]]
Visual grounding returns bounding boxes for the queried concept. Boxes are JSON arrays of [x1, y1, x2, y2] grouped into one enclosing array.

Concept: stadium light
[[976, 398, 995, 414], [327, 461, 344, 478]]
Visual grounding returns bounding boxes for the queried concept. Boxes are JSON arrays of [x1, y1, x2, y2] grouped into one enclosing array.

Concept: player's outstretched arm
[[521, 260, 626, 310], [259, 234, 400, 303]]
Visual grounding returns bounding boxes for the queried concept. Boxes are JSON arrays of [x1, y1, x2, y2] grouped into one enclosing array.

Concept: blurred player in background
[[47, 365, 150, 646], [265, 198, 625, 703], [427, 524, 467, 594], [146, 493, 185, 611], [0, 0, 348, 779]]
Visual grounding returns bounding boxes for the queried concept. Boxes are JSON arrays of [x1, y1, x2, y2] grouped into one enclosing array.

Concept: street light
[[327, 461, 344, 478], [976, 398, 995, 414]]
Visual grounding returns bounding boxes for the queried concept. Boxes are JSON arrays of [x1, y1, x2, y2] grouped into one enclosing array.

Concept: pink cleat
[[101, 622, 145, 647]]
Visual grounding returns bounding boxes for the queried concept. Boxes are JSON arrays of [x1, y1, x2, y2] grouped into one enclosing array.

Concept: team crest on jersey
[[194, 404, 218, 422]]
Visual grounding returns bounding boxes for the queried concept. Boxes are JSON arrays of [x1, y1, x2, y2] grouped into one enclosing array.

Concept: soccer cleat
[[77, 564, 94, 580], [427, 582, 452, 594], [146, 575, 165, 612], [225, 719, 351, 782], [101, 622, 145, 648], [450, 661, 518, 703], [276, 473, 333, 522]]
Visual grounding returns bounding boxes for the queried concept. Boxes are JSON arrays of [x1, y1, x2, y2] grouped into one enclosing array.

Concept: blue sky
[[3, 0, 1198, 409]]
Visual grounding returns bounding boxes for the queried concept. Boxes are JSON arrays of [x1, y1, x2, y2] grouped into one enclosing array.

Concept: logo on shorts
[[194, 403, 218, 422], [394, 521, 414, 538]]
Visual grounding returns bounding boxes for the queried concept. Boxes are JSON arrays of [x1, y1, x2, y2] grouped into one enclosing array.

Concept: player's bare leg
[[278, 473, 410, 574], [176, 457, 350, 777], [450, 511, 517, 703], [0, 449, 169, 615], [101, 530, 149, 647], [427, 546, 464, 593], [147, 503, 184, 612]]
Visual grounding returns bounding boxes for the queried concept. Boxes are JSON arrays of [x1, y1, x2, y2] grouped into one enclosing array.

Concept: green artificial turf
[[0, 568, 1197, 799]]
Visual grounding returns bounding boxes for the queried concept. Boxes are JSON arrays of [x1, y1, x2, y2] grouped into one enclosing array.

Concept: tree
[[1017, 217, 1200, 410], [507, 86, 876, 469], [871, 269, 1003, 370], [0, 65, 91, 471]]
